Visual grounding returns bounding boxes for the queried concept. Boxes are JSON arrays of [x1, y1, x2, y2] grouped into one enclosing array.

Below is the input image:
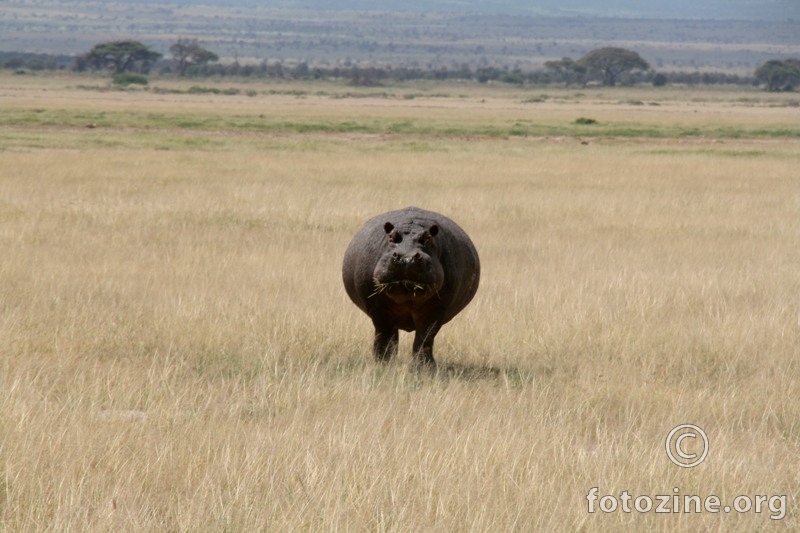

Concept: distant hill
[[2, 0, 797, 72]]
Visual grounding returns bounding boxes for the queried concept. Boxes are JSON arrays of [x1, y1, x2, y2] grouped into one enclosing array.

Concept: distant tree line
[[184, 60, 756, 88], [2, 41, 797, 91], [0, 52, 74, 71]]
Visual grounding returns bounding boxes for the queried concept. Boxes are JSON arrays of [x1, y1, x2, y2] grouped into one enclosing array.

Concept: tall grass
[[1, 79, 798, 531]]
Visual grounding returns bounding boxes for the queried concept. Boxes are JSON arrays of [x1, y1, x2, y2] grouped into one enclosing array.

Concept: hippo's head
[[371, 220, 446, 304]]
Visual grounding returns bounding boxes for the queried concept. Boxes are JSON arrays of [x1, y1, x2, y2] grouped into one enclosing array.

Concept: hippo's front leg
[[412, 322, 441, 368], [372, 321, 399, 362]]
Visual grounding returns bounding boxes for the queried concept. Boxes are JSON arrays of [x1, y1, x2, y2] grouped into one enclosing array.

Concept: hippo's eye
[[419, 229, 436, 245], [389, 231, 402, 244]]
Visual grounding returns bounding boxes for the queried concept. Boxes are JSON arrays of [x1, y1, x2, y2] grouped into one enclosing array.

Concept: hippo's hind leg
[[372, 321, 399, 362], [412, 322, 441, 369]]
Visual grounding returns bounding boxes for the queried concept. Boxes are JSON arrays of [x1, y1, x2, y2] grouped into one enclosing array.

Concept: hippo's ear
[[429, 224, 439, 237], [384, 222, 403, 243]]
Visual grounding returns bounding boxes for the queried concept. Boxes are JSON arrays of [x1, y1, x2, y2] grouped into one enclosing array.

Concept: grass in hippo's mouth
[[370, 278, 435, 298]]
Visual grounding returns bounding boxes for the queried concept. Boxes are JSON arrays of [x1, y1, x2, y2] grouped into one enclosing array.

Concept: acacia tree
[[577, 47, 650, 86], [755, 59, 800, 91], [84, 40, 162, 74], [170, 38, 219, 76]]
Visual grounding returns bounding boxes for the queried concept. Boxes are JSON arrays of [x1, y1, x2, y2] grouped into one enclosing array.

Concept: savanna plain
[[1, 74, 799, 531]]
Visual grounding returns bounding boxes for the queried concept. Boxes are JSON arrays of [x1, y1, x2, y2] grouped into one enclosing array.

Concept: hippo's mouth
[[370, 278, 437, 299]]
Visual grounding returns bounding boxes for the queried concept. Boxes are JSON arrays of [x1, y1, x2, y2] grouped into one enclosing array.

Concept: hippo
[[342, 207, 480, 368]]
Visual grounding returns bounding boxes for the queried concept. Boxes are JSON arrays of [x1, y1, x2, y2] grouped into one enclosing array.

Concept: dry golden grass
[[1, 76, 798, 531]]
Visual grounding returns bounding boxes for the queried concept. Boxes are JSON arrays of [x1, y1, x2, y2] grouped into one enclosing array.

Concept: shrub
[[112, 73, 149, 86]]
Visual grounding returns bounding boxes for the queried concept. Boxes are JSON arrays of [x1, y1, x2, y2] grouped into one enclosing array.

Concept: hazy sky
[[56, 0, 800, 20], [265, 0, 799, 20]]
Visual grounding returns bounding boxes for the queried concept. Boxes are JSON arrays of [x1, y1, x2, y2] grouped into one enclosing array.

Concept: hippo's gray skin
[[342, 207, 480, 367]]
